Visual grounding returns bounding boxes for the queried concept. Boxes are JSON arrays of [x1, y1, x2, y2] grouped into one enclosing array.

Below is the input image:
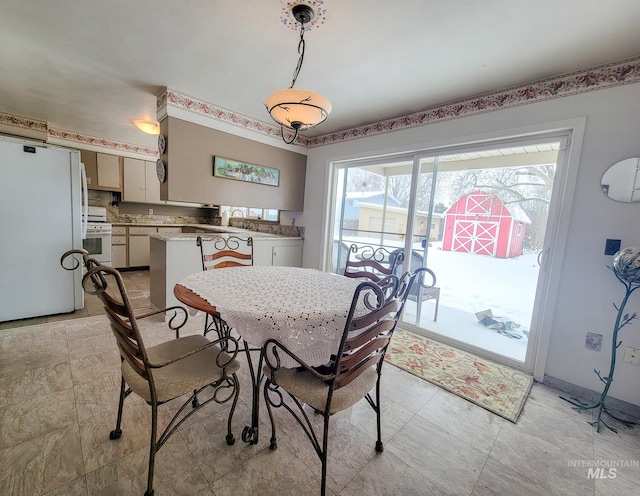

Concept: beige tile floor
[[1, 270, 639, 495]]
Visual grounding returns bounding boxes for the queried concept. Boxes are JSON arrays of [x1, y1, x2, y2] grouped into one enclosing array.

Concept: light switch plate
[[585, 332, 602, 351], [605, 239, 621, 255]]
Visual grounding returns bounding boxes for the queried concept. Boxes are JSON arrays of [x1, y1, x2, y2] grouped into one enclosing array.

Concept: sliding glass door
[[329, 135, 565, 371]]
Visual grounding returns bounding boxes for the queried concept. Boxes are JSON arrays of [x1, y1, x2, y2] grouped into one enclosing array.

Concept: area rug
[[385, 330, 533, 422]]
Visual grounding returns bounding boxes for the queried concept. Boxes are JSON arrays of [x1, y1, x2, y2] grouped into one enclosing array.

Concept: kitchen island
[[149, 230, 303, 310]]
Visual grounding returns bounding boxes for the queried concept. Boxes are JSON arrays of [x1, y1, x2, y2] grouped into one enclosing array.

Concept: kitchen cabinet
[[145, 160, 161, 203], [112, 244, 127, 268], [78, 150, 122, 191], [252, 238, 304, 267], [150, 234, 304, 310], [112, 226, 127, 268], [113, 225, 180, 269], [157, 227, 182, 234], [79, 150, 98, 188], [123, 158, 160, 204], [161, 116, 306, 209], [128, 226, 158, 267], [96, 153, 122, 190], [272, 244, 303, 266]]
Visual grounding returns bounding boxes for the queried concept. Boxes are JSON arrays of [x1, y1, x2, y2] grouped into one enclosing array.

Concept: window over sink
[[221, 206, 279, 222]]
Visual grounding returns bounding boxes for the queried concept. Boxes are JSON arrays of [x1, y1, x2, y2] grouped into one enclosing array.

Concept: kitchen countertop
[[150, 232, 302, 241], [113, 222, 303, 241], [112, 219, 304, 238], [111, 222, 220, 228]]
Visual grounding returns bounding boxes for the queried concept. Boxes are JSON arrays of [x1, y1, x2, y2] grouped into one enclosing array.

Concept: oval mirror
[[601, 157, 640, 202]]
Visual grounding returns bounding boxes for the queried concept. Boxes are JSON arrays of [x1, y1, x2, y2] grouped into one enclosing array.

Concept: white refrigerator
[[0, 136, 86, 322]]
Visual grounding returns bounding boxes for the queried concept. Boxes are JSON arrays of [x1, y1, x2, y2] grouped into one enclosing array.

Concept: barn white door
[[452, 220, 499, 256]]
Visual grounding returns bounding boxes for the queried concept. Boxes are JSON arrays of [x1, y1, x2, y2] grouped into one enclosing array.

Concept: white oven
[[82, 207, 112, 265]]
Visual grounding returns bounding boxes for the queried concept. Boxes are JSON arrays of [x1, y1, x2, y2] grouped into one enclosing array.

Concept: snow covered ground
[[339, 236, 541, 362], [426, 242, 539, 327], [402, 242, 541, 362]]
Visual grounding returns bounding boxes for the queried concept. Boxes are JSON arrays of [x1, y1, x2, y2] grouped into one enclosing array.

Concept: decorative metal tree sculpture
[[561, 246, 640, 433]]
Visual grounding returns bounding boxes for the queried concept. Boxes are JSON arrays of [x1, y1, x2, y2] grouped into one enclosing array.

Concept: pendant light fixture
[[265, 4, 331, 144]]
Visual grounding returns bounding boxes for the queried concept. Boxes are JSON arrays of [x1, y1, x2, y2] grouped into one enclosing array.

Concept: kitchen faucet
[[231, 209, 245, 218]]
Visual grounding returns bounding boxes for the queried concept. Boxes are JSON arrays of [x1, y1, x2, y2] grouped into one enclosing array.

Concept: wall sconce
[[132, 119, 160, 135]]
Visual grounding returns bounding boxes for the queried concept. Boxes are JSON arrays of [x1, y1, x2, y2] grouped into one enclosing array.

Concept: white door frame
[[324, 118, 586, 379]]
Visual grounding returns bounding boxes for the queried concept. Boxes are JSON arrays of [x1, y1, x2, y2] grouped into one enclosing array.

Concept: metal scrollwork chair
[[262, 269, 423, 496], [343, 243, 405, 283], [390, 248, 440, 321], [196, 235, 253, 340], [61, 249, 241, 496], [196, 234, 261, 444]]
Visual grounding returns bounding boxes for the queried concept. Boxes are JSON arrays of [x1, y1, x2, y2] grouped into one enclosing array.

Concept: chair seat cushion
[[264, 364, 378, 415], [123, 335, 240, 403]]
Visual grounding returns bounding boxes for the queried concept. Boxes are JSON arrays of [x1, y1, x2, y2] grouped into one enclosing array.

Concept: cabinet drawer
[[112, 236, 126, 245], [128, 226, 158, 235], [112, 226, 126, 235], [157, 227, 182, 234]]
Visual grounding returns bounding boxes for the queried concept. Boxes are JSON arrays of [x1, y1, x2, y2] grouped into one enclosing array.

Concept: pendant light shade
[[265, 87, 332, 132], [265, 4, 331, 144]]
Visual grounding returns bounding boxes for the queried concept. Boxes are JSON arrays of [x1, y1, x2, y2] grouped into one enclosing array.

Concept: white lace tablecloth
[[179, 266, 363, 366]]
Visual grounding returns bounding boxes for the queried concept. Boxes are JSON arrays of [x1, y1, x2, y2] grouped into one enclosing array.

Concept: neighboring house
[[442, 190, 530, 258], [341, 192, 402, 233], [357, 201, 444, 242], [342, 191, 444, 243]]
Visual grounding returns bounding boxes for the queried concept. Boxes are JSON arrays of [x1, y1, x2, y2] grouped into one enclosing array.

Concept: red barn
[[442, 191, 530, 258]]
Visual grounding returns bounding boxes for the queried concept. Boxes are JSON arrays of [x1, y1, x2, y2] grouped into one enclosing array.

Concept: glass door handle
[[537, 248, 549, 269]]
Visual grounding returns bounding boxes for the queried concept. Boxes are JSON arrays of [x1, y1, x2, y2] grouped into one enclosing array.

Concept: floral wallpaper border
[[0, 112, 158, 156], [3, 55, 639, 155], [157, 89, 311, 147], [161, 56, 640, 148], [0, 112, 48, 134], [47, 127, 158, 156], [310, 57, 640, 146]]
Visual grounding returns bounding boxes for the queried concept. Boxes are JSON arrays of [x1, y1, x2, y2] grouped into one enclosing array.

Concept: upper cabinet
[[123, 158, 160, 204], [160, 117, 307, 210], [80, 149, 98, 187], [80, 150, 122, 191]]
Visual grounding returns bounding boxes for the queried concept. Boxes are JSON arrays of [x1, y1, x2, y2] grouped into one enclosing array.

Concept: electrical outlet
[[585, 332, 603, 351], [623, 347, 640, 365], [148, 208, 153, 215]]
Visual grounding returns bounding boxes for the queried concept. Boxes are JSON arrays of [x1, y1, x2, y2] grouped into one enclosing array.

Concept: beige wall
[[303, 84, 640, 406], [161, 117, 306, 210]]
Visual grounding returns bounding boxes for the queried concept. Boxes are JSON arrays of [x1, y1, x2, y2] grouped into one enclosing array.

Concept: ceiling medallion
[[266, 3, 332, 144], [279, 1, 327, 31]]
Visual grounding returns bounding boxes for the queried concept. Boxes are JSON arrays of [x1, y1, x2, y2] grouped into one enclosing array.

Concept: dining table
[[174, 265, 363, 444]]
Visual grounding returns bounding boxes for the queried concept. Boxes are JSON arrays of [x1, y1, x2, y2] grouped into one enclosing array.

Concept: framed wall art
[[213, 156, 279, 187]]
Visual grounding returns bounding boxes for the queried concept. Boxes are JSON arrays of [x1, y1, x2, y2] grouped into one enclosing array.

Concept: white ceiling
[[1, 0, 639, 151]]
